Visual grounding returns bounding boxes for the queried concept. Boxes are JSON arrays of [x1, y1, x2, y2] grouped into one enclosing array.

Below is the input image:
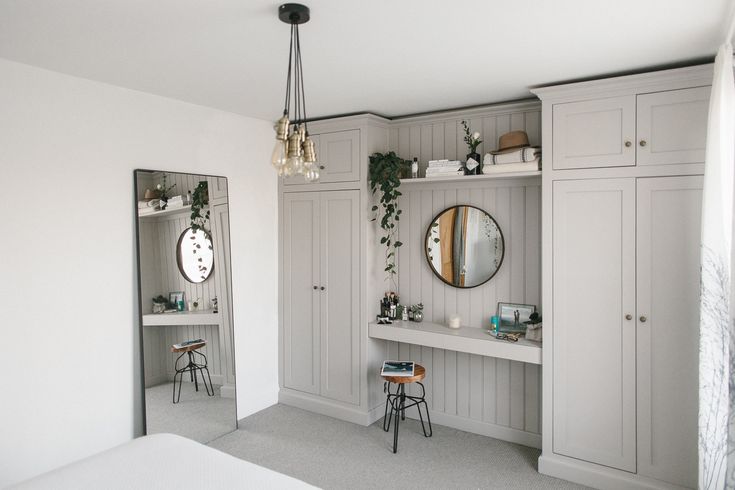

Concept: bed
[[11, 433, 316, 489]]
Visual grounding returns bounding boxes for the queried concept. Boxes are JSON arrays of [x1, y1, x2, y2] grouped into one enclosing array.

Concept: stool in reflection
[[171, 340, 214, 404]]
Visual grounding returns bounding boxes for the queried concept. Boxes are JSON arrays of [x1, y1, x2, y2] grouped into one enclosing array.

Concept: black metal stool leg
[[392, 390, 400, 453], [383, 382, 392, 431], [400, 384, 406, 421], [415, 382, 432, 437]]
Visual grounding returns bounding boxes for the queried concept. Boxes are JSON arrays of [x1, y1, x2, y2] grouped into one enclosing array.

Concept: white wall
[[0, 59, 279, 486]]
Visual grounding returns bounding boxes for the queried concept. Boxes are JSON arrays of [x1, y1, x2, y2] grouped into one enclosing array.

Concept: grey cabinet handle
[[320, 286, 326, 291], [639, 140, 647, 147], [313, 286, 318, 290], [625, 314, 632, 320], [624, 141, 632, 148], [640, 315, 647, 323]]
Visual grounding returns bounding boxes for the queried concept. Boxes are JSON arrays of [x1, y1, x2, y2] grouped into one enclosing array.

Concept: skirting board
[[278, 388, 382, 426], [538, 454, 689, 490], [279, 388, 541, 449], [146, 373, 226, 389]]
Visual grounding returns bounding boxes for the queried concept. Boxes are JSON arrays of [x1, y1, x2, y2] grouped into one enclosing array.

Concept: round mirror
[[176, 227, 214, 283], [425, 205, 504, 288]]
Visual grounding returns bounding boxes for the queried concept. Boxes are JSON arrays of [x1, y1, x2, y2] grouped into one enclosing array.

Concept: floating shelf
[[368, 320, 541, 365], [138, 205, 208, 220], [400, 170, 541, 185], [142, 309, 220, 326]]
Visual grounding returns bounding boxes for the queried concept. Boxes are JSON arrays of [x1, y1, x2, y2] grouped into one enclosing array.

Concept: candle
[[448, 314, 461, 329]]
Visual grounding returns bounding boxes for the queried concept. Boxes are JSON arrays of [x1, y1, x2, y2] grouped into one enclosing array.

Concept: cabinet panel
[[319, 190, 360, 404], [282, 192, 320, 394], [637, 87, 710, 166], [636, 176, 702, 487], [319, 130, 360, 183], [552, 178, 636, 472], [552, 96, 635, 170]]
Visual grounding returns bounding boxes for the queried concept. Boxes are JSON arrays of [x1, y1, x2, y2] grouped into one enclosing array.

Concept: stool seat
[[381, 364, 425, 384], [171, 341, 206, 353]]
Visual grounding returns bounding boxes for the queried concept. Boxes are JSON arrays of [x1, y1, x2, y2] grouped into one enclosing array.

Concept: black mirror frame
[[424, 204, 505, 289]]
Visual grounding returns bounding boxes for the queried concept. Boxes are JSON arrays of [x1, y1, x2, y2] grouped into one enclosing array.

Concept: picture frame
[[169, 291, 184, 309], [497, 302, 536, 333]]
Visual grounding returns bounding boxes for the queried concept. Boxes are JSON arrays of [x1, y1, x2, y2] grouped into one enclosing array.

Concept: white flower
[[472, 132, 481, 140], [156, 184, 162, 190]]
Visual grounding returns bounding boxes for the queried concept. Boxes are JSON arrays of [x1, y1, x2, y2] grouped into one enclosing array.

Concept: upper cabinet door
[[552, 178, 637, 472], [636, 176, 702, 488], [636, 87, 710, 166], [318, 130, 360, 183], [319, 190, 360, 404], [552, 95, 636, 170], [282, 192, 321, 395]]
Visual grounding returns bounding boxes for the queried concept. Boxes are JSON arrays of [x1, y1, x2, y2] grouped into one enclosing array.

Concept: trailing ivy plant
[[368, 152, 409, 288], [190, 180, 210, 232]]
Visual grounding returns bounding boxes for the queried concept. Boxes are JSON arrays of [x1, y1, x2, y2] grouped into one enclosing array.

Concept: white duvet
[[11, 433, 316, 489]]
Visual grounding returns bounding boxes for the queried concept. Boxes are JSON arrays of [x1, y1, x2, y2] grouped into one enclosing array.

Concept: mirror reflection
[[425, 205, 504, 288], [177, 228, 214, 283], [134, 170, 236, 443]]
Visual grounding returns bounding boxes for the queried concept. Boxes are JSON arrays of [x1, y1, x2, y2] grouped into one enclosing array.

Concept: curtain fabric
[[699, 43, 735, 490]]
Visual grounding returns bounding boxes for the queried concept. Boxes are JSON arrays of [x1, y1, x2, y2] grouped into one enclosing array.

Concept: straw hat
[[490, 131, 531, 154], [144, 188, 161, 200]]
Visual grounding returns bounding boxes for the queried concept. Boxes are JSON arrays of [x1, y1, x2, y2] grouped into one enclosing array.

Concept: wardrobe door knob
[[319, 165, 325, 170], [313, 286, 318, 290], [320, 286, 326, 291], [640, 316, 647, 323], [639, 140, 647, 147], [625, 314, 632, 320], [624, 141, 632, 148]]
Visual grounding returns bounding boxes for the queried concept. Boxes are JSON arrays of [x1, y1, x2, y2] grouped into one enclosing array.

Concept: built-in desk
[[368, 320, 542, 365], [142, 309, 220, 327]]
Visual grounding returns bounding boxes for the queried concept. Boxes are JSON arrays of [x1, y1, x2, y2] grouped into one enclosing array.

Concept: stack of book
[[425, 159, 463, 178], [138, 199, 160, 216], [482, 147, 541, 174], [165, 195, 185, 209]]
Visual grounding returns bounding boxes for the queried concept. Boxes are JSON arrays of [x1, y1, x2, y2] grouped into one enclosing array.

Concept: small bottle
[[390, 302, 396, 319], [187, 190, 192, 205], [411, 158, 419, 178], [401, 305, 409, 321]]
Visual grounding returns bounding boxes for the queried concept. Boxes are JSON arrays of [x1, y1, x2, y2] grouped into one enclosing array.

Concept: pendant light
[[271, 3, 319, 182]]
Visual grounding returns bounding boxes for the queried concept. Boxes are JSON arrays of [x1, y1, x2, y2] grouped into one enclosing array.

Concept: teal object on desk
[[177, 300, 185, 311], [490, 315, 499, 331]]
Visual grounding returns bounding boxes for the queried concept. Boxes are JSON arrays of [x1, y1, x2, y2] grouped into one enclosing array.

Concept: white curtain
[[699, 42, 735, 489]]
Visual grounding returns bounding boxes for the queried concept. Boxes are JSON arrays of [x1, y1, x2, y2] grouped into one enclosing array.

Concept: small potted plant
[[157, 173, 176, 209], [409, 303, 424, 323], [461, 120, 482, 175], [152, 295, 168, 314]]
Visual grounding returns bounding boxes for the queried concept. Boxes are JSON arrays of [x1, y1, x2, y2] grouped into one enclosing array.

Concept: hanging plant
[[368, 151, 409, 287], [190, 181, 210, 232]]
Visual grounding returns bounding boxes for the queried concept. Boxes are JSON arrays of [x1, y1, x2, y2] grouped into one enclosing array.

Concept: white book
[[426, 171, 464, 178], [381, 360, 415, 377], [426, 166, 462, 174], [481, 160, 539, 174], [484, 147, 540, 166]]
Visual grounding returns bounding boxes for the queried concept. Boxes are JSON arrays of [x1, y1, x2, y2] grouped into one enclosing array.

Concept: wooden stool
[[382, 363, 432, 453], [171, 340, 214, 403]]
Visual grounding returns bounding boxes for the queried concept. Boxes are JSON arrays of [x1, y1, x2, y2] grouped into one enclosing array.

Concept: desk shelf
[[400, 170, 540, 185], [368, 320, 541, 365], [142, 309, 220, 327]]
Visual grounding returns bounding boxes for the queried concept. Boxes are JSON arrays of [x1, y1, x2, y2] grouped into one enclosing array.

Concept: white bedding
[[11, 433, 317, 489]]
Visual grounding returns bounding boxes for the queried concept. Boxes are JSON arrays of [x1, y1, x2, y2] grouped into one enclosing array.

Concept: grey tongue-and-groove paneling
[[384, 105, 542, 442]]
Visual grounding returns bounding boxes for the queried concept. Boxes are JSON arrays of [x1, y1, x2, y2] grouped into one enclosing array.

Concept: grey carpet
[[207, 404, 587, 490], [145, 382, 236, 444]]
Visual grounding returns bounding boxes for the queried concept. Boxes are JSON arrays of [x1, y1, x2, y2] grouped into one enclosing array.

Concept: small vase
[[413, 310, 424, 323], [465, 152, 481, 175]]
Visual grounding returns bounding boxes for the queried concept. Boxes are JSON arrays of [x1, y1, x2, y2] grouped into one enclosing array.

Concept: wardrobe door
[[552, 96, 636, 170], [636, 87, 710, 166], [636, 176, 702, 487], [552, 178, 637, 472], [319, 190, 360, 404], [282, 192, 321, 394], [318, 130, 360, 183]]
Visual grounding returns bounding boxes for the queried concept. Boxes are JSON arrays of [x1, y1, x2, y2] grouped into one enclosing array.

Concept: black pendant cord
[[293, 24, 301, 124], [295, 23, 308, 131], [283, 24, 294, 116]]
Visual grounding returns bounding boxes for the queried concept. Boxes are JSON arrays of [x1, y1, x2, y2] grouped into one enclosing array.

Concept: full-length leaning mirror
[[134, 170, 236, 442], [425, 205, 505, 288]]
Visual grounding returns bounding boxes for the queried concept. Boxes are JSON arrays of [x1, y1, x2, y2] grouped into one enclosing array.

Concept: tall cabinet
[[533, 64, 711, 490], [279, 115, 392, 425]]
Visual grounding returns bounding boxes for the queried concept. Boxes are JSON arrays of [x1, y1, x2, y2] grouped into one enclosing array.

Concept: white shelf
[[368, 320, 541, 365], [138, 205, 208, 220], [142, 309, 219, 326], [400, 170, 541, 185]]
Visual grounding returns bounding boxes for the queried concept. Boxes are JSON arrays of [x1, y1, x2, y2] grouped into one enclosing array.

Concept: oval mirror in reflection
[[425, 205, 504, 288], [176, 227, 214, 283]]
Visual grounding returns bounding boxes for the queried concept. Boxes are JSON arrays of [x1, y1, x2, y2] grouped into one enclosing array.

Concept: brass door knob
[[639, 140, 647, 147], [625, 314, 632, 320], [624, 141, 632, 147], [640, 316, 647, 323]]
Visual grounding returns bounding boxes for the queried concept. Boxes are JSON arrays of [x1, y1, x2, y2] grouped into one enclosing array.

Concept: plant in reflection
[[427, 221, 440, 262], [156, 173, 176, 201], [368, 152, 409, 288], [190, 181, 210, 233], [482, 214, 501, 268]]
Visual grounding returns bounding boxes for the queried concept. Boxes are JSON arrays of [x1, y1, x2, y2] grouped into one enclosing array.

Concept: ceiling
[[0, 0, 730, 121]]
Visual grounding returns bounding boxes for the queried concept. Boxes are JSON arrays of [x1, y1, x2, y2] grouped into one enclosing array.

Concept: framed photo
[[497, 302, 536, 333], [169, 291, 184, 309]]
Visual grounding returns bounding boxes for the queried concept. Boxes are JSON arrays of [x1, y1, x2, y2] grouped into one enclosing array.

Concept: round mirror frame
[[176, 227, 215, 283], [424, 205, 505, 289]]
